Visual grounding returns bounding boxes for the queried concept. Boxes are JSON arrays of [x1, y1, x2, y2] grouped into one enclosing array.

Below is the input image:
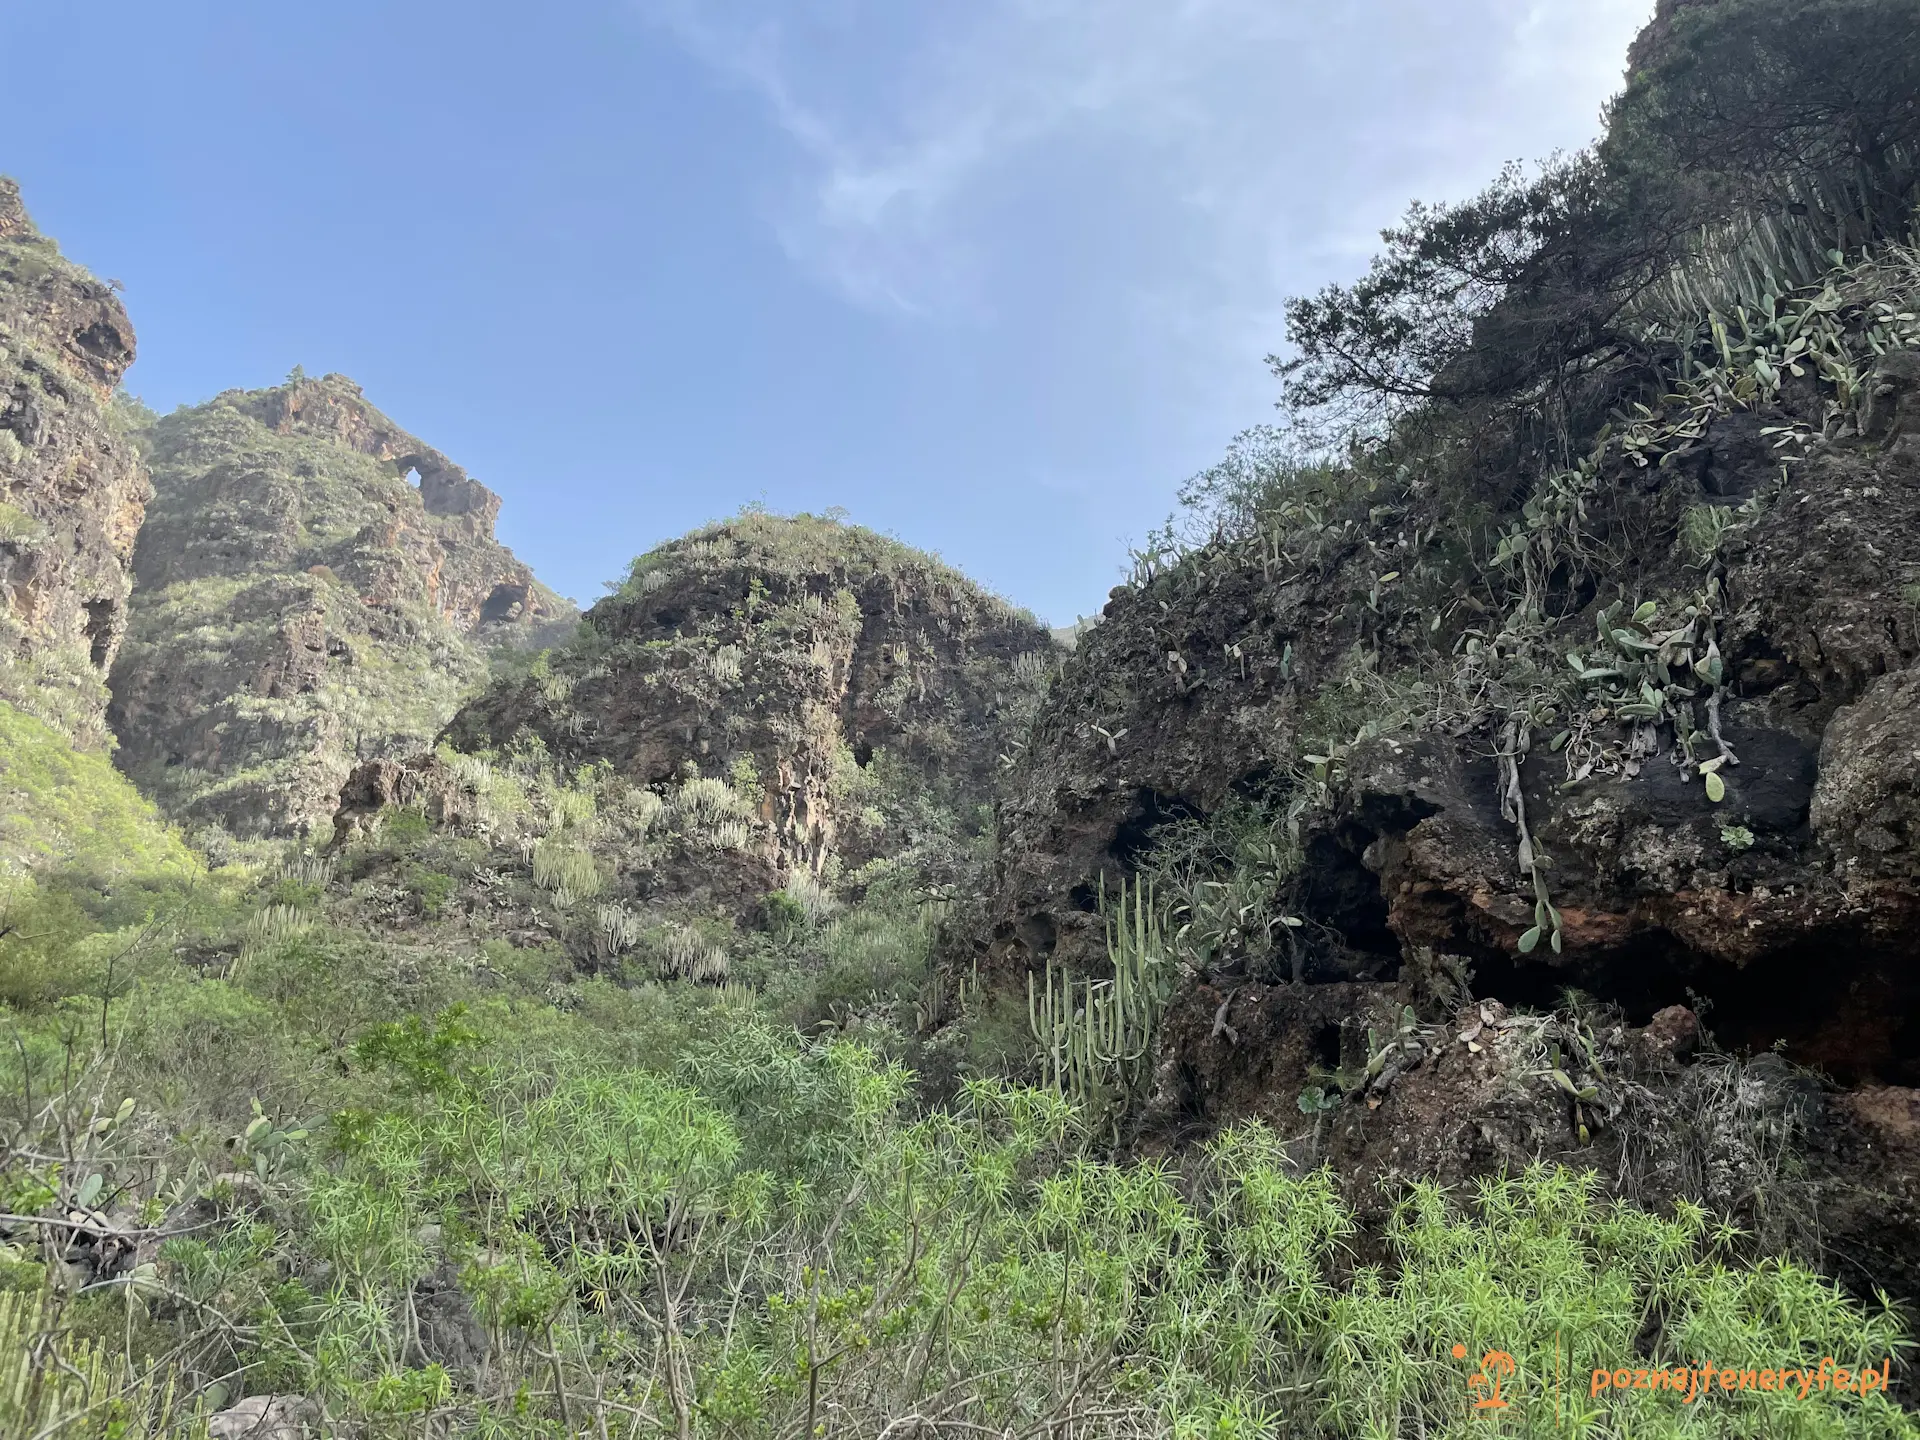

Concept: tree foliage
[[1608, 0, 1920, 226], [1273, 0, 1920, 443]]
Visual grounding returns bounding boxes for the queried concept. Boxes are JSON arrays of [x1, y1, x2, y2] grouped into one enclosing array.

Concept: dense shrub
[[7, 1010, 1913, 1437]]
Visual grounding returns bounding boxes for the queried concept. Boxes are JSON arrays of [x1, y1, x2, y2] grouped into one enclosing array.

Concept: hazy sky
[[3, 0, 1652, 623]]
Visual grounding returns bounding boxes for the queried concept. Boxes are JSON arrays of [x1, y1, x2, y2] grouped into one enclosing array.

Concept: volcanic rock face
[[985, 373, 1920, 1290], [108, 374, 573, 838], [992, 380, 1920, 1071], [0, 178, 149, 745], [431, 511, 1057, 913]]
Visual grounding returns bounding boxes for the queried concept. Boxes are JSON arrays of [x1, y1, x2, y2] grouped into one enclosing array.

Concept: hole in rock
[[1017, 909, 1058, 959], [1465, 927, 1920, 1087], [1312, 1023, 1342, 1072], [1109, 788, 1202, 872], [83, 598, 116, 668], [479, 582, 527, 625], [1296, 825, 1399, 960]]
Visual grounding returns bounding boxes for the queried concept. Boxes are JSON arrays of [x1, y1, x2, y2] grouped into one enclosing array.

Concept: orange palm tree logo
[[1454, 1344, 1516, 1410]]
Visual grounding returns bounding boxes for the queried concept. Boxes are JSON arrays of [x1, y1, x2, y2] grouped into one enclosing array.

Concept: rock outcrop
[[392, 511, 1059, 916], [992, 402, 1920, 1015], [108, 374, 573, 838], [984, 333, 1920, 1289], [0, 177, 149, 745]]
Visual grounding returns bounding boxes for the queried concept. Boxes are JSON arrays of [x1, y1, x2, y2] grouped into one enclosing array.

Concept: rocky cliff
[[0, 177, 149, 747], [108, 374, 574, 838], [406, 510, 1058, 917], [986, 356, 1920, 1295], [980, 0, 1920, 1298]]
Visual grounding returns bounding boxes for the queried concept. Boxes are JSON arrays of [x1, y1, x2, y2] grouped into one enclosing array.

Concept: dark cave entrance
[[1462, 926, 1920, 1087], [84, 598, 117, 669], [479, 582, 528, 626]]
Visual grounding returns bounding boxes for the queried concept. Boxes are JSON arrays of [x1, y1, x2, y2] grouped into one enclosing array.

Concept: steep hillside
[[980, 0, 1920, 1297], [0, 177, 149, 746], [326, 511, 1058, 970], [0, 700, 192, 880], [107, 373, 574, 839], [437, 510, 1053, 880]]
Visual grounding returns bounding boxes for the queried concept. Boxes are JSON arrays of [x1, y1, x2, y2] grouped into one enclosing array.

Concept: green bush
[[0, 701, 196, 877], [400, 861, 456, 917], [66, 1035, 1916, 1438]]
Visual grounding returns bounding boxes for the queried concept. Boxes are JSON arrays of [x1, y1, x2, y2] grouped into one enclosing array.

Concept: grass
[[0, 701, 195, 878]]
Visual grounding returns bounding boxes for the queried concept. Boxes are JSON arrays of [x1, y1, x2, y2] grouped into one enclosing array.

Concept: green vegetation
[[445, 507, 1052, 954], [616, 508, 1037, 628], [1026, 879, 1174, 1121], [6, 689, 1902, 1435], [0, 632, 117, 751], [0, 499, 41, 541], [2, 835, 1913, 1439], [1099, 0, 1920, 983], [6, 3, 1920, 1434], [109, 374, 571, 838], [0, 701, 195, 878]]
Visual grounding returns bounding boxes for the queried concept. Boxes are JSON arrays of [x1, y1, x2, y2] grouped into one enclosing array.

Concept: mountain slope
[[980, 0, 1920, 1298], [335, 510, 1059, 931], [0, 177, 149, 747], [108, 373, 574, 838]]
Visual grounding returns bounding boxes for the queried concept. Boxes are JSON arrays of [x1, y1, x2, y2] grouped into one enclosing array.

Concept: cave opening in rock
[[1312, 1022, 1342, 1072], [479, 582, 526, 626], [1463, 926, 1920, 1087], [1109, 787, 1203, 872], [83, 598, 117, 668]]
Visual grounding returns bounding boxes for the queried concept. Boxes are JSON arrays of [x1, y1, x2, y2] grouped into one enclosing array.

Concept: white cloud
[[646, 0, 1653, 326]]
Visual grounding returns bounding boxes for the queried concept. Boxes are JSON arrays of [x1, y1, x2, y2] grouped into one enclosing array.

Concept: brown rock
[[1639, 1004, 1700, 1065], [330, 754, 477, 846], [106, 374, 575, 836], [0, 177, 150, 744]]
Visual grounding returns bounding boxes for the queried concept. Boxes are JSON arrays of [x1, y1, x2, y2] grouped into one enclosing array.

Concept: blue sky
[[3, 0, 1651, 624]]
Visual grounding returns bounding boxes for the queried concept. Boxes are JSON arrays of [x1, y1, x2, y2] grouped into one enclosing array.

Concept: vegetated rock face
[[0, 177, 149, 746], [108, 374, 574, 838], [984, 359, 1920, 1291], [1623, 0, 1719, 73], [421, 511, 1058, 916]]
